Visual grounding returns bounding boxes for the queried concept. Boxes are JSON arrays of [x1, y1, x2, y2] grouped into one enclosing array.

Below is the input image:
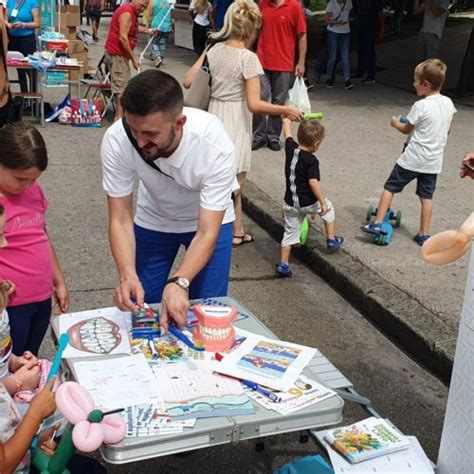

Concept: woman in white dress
[[184, 0, 302, 246]]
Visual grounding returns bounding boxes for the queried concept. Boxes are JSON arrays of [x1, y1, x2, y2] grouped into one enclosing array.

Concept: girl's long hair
[[194, 0, 210, 15], [210, 0, 261, 43]]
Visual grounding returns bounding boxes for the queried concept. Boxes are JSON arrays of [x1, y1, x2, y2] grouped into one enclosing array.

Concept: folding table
[[52, 296, 351, 465]]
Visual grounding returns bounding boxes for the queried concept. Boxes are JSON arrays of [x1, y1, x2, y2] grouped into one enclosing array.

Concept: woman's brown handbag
[[183, 55, 211, 111]]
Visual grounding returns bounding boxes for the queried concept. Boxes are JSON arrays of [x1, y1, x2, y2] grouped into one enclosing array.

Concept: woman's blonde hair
[[210, 0, 261, 42], [0, 281, 10, 313], [194, 0, 210, 16]]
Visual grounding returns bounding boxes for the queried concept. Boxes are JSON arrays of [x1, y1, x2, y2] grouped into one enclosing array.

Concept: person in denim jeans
[[325, 0, 353, 90], [149, 0, 172, 67]]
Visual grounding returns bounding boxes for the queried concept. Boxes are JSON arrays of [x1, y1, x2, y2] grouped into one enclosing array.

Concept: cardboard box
[[56, 11, 80, 28], [68, 39, 85, 54], [41, 38, 69, 53], [59, 25, 77, 40], [59, 5, 80, 14], [70, 51, 88, 64], [68, 66, 84, 81]]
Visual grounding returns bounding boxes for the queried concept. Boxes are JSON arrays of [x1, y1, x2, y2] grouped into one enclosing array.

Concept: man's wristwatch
[[165, 276, 190, 291]]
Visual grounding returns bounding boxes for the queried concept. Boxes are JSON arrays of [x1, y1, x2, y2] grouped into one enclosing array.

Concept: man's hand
[[460, 152, 474, 179], [295, 61, 305, 78], [53, 280, 69, 315], [320, 203, 329, 216], [114, 276, 144, 312], [132, 56, 141, 71], [160, 284, 189, 332]]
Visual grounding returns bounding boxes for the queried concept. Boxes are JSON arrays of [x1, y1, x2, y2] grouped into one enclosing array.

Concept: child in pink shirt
[[0, 123, 69, 356]]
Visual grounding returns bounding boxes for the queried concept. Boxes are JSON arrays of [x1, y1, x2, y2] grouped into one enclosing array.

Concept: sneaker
[[267, 141, 281, 151], [327, 235, 344, 253], [361, 222, 382, 234], [155, 57, 162, 68], [345, 79, 354, 90], [252, 139, 266, 151], [304, 78, 314, 91], [362, 77, 376, 84], [275, 262, 293, 278], [326, 78, 334, 88], [413, 234, 430, 246]]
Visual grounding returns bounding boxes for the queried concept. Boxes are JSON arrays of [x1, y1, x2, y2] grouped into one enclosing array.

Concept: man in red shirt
[[105, 0, 153, 121], [252, 0, 307, 151]]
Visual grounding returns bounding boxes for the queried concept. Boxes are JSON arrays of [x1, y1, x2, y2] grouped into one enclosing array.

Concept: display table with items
[[51, 296, 346, 464]]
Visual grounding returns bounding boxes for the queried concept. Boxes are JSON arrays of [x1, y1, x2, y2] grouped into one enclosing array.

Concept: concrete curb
[[242, 180, 456, 385]]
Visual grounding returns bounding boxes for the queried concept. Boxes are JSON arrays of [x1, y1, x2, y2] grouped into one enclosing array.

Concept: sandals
[[232, 233, 255, 247]]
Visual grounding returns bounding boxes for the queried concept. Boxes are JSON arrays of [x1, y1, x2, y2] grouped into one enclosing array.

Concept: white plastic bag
[[287, 78, 311, 115]]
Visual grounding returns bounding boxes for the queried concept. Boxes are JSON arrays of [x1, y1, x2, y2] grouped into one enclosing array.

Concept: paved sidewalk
[[136, 42, 472, 384], [41, 21, 473, 383]]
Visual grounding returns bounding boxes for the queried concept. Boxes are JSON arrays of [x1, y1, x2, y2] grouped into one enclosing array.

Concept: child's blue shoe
[[327, 235, 344, 253], [275, 262, 293, 278], [413, 234, 430, 246], [361, 222, 382, 234]]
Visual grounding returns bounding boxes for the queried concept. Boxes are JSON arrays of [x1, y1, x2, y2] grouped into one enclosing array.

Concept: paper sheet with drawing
[[74, 354, 162, 410], [214, 334, 316, 391], [153, 361, 244, 403], [58, 307, 131, 358]]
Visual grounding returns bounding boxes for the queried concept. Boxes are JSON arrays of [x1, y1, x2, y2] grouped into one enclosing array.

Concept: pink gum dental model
[[192, 305, 237, 352]]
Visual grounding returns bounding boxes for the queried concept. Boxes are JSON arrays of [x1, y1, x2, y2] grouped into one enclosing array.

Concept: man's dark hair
[[121, 70, 184, 116]]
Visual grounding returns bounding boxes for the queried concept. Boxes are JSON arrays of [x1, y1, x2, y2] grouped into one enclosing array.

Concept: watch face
[[177, 277, 190, 289]]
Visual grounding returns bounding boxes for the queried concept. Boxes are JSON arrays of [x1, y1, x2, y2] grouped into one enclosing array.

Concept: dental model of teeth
[[192, 305, 237, 352], [68, 317, 122, 355]]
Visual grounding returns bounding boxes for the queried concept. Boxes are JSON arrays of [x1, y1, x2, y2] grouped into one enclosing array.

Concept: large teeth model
[[67, 317, 122, 354], [192, 305, 237, 352]]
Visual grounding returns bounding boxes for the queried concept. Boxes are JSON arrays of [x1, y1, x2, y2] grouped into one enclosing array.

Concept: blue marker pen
[[241, 379, 282, 403]]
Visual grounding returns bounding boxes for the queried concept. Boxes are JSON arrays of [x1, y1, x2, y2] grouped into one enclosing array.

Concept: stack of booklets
[[324, 417, 410, 464]]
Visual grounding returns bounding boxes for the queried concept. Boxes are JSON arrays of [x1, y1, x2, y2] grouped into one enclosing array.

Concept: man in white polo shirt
[[101, 70, 236, 331]]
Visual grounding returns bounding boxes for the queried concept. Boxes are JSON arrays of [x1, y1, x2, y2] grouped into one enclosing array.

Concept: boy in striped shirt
[[276, 118, 343, 277]]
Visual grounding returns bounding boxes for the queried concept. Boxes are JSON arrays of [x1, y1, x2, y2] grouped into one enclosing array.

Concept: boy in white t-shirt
[[363, 59, 456, 246]]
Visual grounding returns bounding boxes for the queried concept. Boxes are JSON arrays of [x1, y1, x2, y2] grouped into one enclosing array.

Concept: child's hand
[[38, 423, 60, 456], [14, 363, 40, 391], [282, 116, 292, 124], [29, 378, 57, 421], [53, 280, 69, 315], [9, 351, 38, 372], [3, 279, 16, 297], [320, 204, 329, 216], [390, 115, 401, 128]]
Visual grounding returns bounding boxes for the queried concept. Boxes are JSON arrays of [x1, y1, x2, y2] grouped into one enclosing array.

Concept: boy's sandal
[[413, 234, 430, 246], [232, 233, 255, 247]]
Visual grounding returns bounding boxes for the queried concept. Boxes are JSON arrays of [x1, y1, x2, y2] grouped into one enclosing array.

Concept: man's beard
[[140, 128, 176, 160]]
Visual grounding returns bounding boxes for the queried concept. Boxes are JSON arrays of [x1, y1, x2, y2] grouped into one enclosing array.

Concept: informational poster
[[39, 0, 56, 31]]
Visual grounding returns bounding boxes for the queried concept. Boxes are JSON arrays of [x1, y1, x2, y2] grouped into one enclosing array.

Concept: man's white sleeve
[[101, 127, 135, 198]]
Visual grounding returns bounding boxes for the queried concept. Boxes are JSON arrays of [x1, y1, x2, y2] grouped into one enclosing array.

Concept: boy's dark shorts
[[384, 163, 437, 199]]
